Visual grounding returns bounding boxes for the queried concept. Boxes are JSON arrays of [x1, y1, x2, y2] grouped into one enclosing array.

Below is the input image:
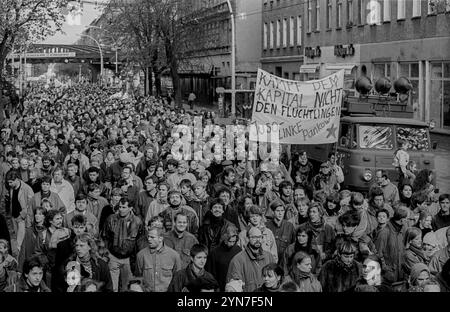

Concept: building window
[[316, 0, 321, 30], [399, 62, 421, 119], [412, 0, 421, 17], [373, 63, 391, 81], [263, 23, 268, 49], [347, 0, 354, 24], [367, 0, 381, 24], [290, 16, 295, 46], [276, 20, 281, 47], [397, 0, 406, 19], [430, 62, 450, 129], [357, 0, 364, 25], [270, 21, 274, 49], [283, 18, 287, 47], [327, 0, 333, 29], [383, 0, 391, 21], [307, 0, 312, 32], [297, 16, 302, 46], [337, 1, 343, 27]]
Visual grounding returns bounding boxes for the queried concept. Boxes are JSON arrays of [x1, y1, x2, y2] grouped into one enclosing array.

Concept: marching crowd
[[0, 84, 449, 293]]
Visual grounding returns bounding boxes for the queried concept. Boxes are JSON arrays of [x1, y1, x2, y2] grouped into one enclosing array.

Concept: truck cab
[[291, 76, 436, 192]]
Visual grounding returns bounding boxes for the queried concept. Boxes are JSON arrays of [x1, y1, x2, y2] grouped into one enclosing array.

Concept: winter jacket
[[226, 245, 275, 292], [160, 206, 199, 236], [281, 243, 322, 275], [163, 230, 199, 270], [375, 220, 406, 284], [30, 191, 66, 218], [318, 258, 362, 292], [18, 225, 46, 272], [7, 181, 34, 225], [135, 244, 182, 292], [136, 189, 157, 221], [199, 212, 234, 252], [432, 212, 450, 231], [102, 212, 144, 259], [238, 225, 278, 263], [402, 246, 429, 277], [167, 263, 218, 292], [50, 179, 75, 214], [429, 246, 450, 276], [4, 277, 51, 292], [266, 219, 296, 263], [284, 269, 322, 292], [61, 255, 113, 292], [206, 242, 241, 291]]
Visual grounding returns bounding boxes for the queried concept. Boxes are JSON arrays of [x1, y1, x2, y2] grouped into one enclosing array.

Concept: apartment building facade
[[261, 0, 304, 79], [180, 0, 262, 105], [301, 0, 450, 133]]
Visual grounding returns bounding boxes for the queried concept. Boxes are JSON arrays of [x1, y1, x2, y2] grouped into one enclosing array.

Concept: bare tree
[[0, 0, 67, 122]]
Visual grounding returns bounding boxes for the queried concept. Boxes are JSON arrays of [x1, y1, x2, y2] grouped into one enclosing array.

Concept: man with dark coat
[[375, 206, 409, 285], [168, 244, 219, 292], [206, 225, 241, 291], [198, 199, 234, 252]]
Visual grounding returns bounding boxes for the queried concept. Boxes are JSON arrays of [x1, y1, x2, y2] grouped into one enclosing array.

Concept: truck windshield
[[358, 125, 393, 150], [396, 126, 430, 151]]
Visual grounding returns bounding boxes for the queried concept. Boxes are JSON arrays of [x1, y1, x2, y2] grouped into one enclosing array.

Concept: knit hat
[[409, 263, 430, 286]]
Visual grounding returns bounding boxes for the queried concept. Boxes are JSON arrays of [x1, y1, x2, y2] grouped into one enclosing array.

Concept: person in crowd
[[5, 170, 35, 253], [432, 194, 450, 231], [30, 175, 66, 215], [64, 193, 98, 235], [163, 212, 199, 270], [238, 205, 278, 263], [371, 169, 400, 206], [436, 258, 450, 292], [159, 190, 199, 236], [322, 192, 344, 229], [254, 263, 286, 292], [145, 182, 170, 225], [429, 227, 450, 275], [102, 197, 143, 292], [311, 162, 340, 197], [4, 256, 50, 292], [65, 163, 82, 197], [265, 199, 296, 263], [402, 227, 429, 277], [413, 169, 435, 194], [319, 241, 362, 292], [352, 255, 392, 292], [226, 227, 275, 292], [206, 225, 241, 291], [407, 263, 432, 292], [375, 206, 409, 285], [284, 251, 322, 292], [168, 244, 219, 292], [136, 176, 158, 221], [290, 151, 314, 188], [0, 239, 18, 292], [135, 226, 182, 292], [61, 233, 113, 292], [50, 166, 75, 214], [398, 183, 413, 210], [304, 202, 336, 262]]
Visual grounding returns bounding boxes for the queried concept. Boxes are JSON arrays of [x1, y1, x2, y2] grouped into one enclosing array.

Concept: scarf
[[390, 220, 403, 233], [308, 218, 324, 237], [290, 266, 311, 283], [77, 255, 93, 278], [113, 213, 133, 250], [408, 245, 429, 263]]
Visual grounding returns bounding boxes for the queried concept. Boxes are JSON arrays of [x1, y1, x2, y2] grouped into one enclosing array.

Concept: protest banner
[[250, 69, 344, 145]]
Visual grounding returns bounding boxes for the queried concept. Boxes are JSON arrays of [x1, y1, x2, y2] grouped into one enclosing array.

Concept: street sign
[[9, 52, 76, 58]]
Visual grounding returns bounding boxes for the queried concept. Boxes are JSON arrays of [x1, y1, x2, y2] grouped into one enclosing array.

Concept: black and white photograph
[[0, 0, 450, 306]]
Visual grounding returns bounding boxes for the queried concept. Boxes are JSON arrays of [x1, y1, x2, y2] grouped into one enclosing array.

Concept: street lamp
[[84, 25, 119, 75], [226, 0, 236, 117], [77, 33, 103, 86]]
